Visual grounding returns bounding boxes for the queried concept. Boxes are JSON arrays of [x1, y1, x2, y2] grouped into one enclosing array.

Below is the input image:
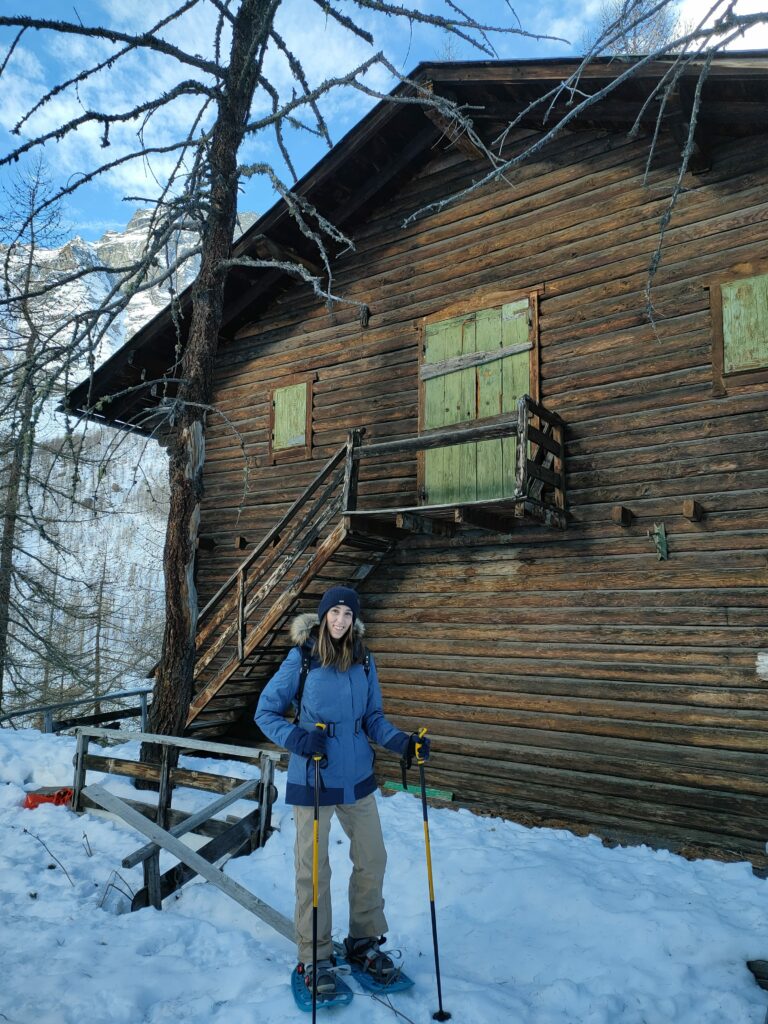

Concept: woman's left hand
[[404, 732, 430, 768]]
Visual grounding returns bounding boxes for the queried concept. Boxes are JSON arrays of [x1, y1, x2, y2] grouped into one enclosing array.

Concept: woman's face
[[326, 604, 354, 640]]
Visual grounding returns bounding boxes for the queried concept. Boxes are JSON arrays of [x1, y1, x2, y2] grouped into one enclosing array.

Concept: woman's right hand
[[286, 726, 328, 758]]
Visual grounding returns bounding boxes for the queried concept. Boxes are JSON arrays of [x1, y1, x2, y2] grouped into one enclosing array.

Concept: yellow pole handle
[[415, 725, 428, 765]]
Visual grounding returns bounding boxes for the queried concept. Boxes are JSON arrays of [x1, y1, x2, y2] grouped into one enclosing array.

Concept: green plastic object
[[383, 781, 453, 801]]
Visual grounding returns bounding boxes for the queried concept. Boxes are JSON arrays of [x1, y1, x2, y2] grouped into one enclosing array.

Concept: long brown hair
[[316, 616, 355, 672]]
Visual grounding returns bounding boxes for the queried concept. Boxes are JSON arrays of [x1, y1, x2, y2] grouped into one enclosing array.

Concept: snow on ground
[[0, 728, 767, 1024]]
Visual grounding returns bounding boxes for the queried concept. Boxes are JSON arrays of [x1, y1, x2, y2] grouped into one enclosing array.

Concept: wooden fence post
[[516, 396, 530, 498], [256, 753, 275, 850], [139, 691, 149, 732], [552, 421, 566, 512], [71, 730, 90, 812], [144, 745, 174, 910]]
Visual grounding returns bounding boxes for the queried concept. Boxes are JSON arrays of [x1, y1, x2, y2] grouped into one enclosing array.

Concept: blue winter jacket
[[255, 615, 409, 806]]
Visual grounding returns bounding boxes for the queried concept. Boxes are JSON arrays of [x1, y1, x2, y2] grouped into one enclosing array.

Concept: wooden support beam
[[453, 506, 515, 535], [527, 425, 563, 458], [131, 807, 264, 911], [420, 340, 532, 380], [79, 792, 238, 842], [74, 726, 279, 761], [682, 499, 705, 522], [248, 233, 322, 276], [611, 505, 634, 527], [354, 416, 517, 460], [122, 777, 260, 869], [83, 754, 264, 797], [421, 83, 488, 160], [394, 511, 455, 537], [83, 784, 295, 943], [343, 514, 402, 542], [526, 459, 564, 489], [666, 87, 712, 175]]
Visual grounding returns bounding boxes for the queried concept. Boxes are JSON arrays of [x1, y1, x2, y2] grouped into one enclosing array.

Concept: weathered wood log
[[131, 806, 263, 910], [84, 785, 295, 942], [78, 792, 239, 841]]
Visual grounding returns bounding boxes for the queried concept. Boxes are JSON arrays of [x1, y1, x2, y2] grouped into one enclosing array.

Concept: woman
[[255, 585, 429, 996]]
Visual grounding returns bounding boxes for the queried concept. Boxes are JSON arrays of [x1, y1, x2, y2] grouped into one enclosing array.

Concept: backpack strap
[[292, 642, 313, 725]]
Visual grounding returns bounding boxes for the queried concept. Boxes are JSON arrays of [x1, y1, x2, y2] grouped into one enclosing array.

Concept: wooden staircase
[[185, 433, 398, 738], [184, 396, 567, 739]]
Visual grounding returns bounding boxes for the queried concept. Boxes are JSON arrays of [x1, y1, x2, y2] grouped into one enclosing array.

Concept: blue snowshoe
[[291, 959, 353, 1012], [336, 936, 415, 994]]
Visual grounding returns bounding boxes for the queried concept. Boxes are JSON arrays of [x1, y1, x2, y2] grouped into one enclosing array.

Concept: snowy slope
[[1, 728, 767, 1024]]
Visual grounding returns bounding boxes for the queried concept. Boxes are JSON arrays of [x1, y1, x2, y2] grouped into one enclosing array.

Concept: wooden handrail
[[352, 413, 519, 460], [197, 443, 347, 624]]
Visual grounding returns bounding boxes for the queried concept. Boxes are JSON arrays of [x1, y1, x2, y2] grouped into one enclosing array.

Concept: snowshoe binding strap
[[299, 958, 338, 997], [344, 936, 402, 986]]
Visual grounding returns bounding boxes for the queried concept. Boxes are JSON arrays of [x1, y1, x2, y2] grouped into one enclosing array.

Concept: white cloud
[[679, 0, 768, 48]]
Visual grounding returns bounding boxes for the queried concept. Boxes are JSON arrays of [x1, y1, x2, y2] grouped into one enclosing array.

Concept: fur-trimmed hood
[[290, 611, 366, 647]]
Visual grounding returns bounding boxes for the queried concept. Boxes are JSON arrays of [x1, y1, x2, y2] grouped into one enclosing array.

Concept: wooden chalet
[[67, 55, 768, 868]]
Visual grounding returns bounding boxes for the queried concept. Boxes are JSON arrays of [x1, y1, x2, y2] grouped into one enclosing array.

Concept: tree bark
[[144, 0, 272, 755]]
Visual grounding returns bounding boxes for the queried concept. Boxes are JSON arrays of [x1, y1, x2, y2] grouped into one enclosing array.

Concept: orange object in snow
[[23, 787, 74, 809]]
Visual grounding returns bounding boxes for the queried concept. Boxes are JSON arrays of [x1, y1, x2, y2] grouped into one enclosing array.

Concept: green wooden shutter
[[273, 381, 307, 451], [721, 273, 768, 374], [423, 299, 530, 505]]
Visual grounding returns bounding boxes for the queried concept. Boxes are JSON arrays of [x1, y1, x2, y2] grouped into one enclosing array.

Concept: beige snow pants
[[293, 792, 388, 964]]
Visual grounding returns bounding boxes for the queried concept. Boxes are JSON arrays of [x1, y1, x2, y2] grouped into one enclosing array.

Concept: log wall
[[198, 125, 768, 866]]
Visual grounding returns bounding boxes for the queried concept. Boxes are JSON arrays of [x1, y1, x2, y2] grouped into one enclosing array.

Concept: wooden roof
[[64, 53, 768, 431]]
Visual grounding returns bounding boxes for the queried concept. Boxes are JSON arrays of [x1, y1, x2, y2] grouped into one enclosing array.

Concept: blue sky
[[0, 0, 760, 241]]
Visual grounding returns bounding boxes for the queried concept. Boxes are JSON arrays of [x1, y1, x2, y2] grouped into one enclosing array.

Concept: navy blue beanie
[[318, 586, 360, 623]]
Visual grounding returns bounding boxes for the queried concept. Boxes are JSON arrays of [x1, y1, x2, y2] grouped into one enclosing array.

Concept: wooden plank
[[272, 380, 304, 450], [394, 512, 456, 537], [476, 306, 504, 501], [721, 272, 768, 374], [526, 460, 564, 489], [83, 785, 295, 943], [75, 727, 279, 762], [122, 777, 260, 868], [355, 416, 519, 460], [131, 807, 264, 911], [419, 339, 532, 379], [454, 311, 477, 502], [422, 316, 450, 503], [501, 302, 530, 497], [82, 755, 264, 796], [78, 793, 239, 840]]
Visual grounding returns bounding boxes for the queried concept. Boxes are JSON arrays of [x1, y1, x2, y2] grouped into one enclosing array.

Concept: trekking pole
[[311, 723, 327, 1024], [415, 728, 451, 1021]]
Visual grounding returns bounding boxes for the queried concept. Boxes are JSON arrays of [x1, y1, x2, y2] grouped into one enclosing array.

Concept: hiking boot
[[301, 958, 337, 996], [343, 935, 396, 983]]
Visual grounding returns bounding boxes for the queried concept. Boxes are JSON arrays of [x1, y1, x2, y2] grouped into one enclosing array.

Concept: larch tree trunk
[[144, 0, 273, 753]]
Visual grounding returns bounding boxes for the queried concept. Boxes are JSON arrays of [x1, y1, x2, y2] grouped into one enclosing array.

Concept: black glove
[[286, 726, 327, 758], [403, 732, 430, 769]]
